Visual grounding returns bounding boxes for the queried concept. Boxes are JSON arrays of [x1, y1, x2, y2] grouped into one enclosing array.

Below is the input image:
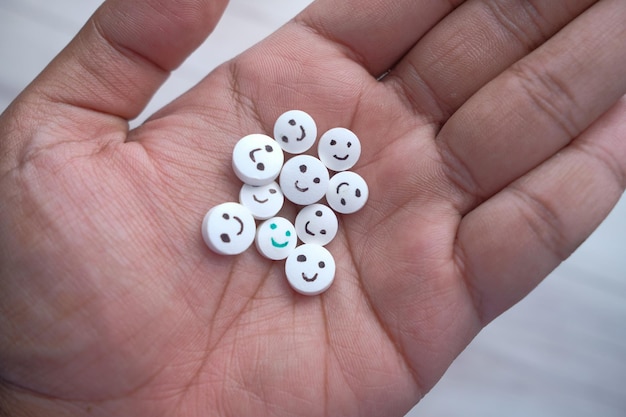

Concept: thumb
[[36, 0, 228, 120]]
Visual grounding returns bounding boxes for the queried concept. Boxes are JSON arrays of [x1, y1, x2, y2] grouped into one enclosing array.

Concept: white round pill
[[326, 171, 369, 214], [232, 134, 284, 186], [255, 217, 297, 260], [273, 110, 318, 154], [239, 182, 284, 220], [202, 202, 256, 255], [295, 204, 338, 246], [317, 127, 361, 171], [285, 244, 336, 296], [279, 155, 329, 206]]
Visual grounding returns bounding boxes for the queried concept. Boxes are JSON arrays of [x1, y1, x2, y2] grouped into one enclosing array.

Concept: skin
[[0, 0, 625, 416]]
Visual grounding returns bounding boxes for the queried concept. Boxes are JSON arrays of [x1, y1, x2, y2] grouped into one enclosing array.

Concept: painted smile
[[302, 272, 318, 282], [295, 181, 309, 192], [234, 216, 244, 235], [336, 182, 349, 193], [249, 148, 261, 162], [296, 126, 306, 141], [304, 221, 315, 236], [253, 195, 269, 204], [271, 238, 289, 248], [333, 154, 349, 160]]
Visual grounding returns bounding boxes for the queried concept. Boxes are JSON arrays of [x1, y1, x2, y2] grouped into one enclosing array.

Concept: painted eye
[[289, 119, 296, 126], [297, 254, 307, 262], [286, 230, 292, 237], [313, 178, 320, 184], [257, 163, 265, 171], [220, 233, 231, 243], [269, 188, 277, 194], [355, 189, 361, 198], [330, 139, 337, 146], [222, 213, 230, 220], [315, 210, 322, 217], [320, 230, 326, 235], [340, 198, 346, 206], [299, 165, 307, 173], [265, 145, 273, 152], [318, 261, 325, 268], [347, 142, 352, 148], [282, 136, 289, 143], [270, 223, 277, 230]]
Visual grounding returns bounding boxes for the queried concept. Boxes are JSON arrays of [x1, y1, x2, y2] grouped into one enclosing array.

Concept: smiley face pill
[[239, 182, 284, 220], [255, 217, 298, 260], [273, 110, 318, 154], [295, 204, 338, 246], [279, 155, 329, 206], [326, 171, 369, 214], [317, 127, 361, 171], [285, 244, 336, 296], [202, 202, 256, 255], [232, 134, 284, 186]]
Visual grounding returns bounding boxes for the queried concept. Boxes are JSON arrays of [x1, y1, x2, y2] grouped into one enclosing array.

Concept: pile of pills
[[201, 110, 368, 296]]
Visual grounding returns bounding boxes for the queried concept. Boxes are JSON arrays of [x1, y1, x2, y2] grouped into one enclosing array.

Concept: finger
[[456, 96, 626, 324], [134, 0, 466, 167], [22, 0, 228, 121], [436, 0, 626, 213], [295, 0, 466, 77], [387, 0, 596, 120]]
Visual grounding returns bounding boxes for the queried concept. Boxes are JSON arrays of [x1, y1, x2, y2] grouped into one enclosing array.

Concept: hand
[[1, 0, 624, 415]]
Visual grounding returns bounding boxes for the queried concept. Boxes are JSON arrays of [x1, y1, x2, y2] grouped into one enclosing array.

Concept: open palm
[[1, 0, 625, 416]]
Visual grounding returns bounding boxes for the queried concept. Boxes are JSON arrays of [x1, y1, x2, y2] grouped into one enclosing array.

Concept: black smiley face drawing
[[280, 155, 329, 206], [202, 202, 257, 255], [285, 244, 336, 295], [336, 182, 362, 207], [273, 110, 318, 154], [304, 210, 326, 236], [329, 138, 352, 161], [318, 127, 362, 171], [294, 163, 322, 193], [248, 144, 275, 172], [295, 204, 338, 246], [219, 212, 244, 243], [239, 182, 285, 221], [297, 254, 327, 282], [326, 171, 369, 214], [233, 134, 284, 186], [281, 119, 307, 143], [253, 187, 278, 204]]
